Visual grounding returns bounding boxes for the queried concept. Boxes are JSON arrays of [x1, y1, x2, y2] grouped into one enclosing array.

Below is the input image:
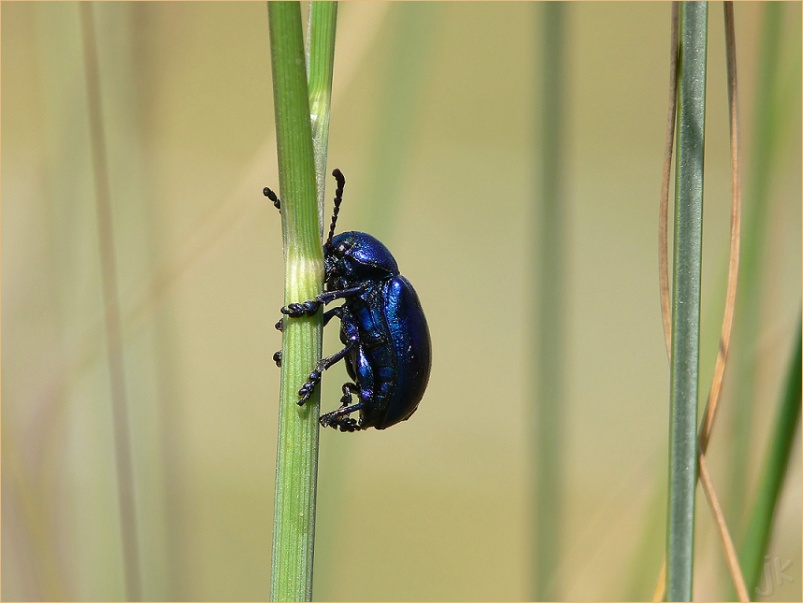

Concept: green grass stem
[[666, 3, 707, 600], [532, 3, 566, 600], [738, 313, 801, 597], [306, 2, 338, 230], [268, 3, 324, 600]]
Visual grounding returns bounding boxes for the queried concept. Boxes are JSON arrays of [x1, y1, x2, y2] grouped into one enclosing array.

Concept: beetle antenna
[[327, 169, 346, 246]]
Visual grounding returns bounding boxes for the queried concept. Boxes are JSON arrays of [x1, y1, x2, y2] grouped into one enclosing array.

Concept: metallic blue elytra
[[264, 170, 431, 431]]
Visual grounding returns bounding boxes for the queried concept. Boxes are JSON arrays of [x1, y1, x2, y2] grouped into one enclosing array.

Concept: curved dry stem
[[654, 7, 680, 600], [698, 455, 749, 602], [652, 562, 667, 602], [659, 2, 680, 360], [697, 1, 742, 453], [692, 5, 747, 593]]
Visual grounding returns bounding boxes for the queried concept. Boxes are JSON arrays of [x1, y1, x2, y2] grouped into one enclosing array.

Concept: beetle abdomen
[[374, 275, 431, 428]]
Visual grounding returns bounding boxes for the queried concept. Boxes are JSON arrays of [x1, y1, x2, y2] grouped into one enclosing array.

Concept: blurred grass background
[[2, 2, 800, 601]]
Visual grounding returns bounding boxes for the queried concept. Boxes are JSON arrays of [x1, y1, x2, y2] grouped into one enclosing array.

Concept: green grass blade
[[532, 3, 566, 600], [666, 3, 708, 600], [307, 1, 338, 228], [267, 3, 323, 600], [739, 313, 802, 597], [362, 4, 439, 240], [727, 2, 784, 523]]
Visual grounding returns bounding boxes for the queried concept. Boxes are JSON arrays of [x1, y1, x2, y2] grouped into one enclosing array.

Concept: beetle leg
[[273, 308, 341, 369], [320, 401, 366, 432], [339, 382, 359, 406], [273, 319, 284, 366], [316, 284, 365, 305], [297, 341, 355, 406], [262, 186, 281, 210], [323, 307, 342, 326], [281, 285, 366, 318], [281, 300, 322, 317]]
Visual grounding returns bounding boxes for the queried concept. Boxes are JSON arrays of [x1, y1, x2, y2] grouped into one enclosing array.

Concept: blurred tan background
[[2, 2, 800, 601]]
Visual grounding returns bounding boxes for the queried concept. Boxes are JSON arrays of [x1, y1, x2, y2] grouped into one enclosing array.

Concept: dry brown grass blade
[[653, 5, 679, 600], [699, 455, 750, 601], [697, 1, 742, 454], [652, 560, 667, 602], [692, 5, 747, 597], [658, 2, 680, 361]]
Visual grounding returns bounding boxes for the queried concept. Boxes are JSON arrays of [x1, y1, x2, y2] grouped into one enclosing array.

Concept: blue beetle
[[264, 170, 431, 431]]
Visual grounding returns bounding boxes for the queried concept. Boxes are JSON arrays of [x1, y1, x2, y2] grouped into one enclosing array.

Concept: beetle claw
[[298, 370, 322, 404], [339, 382, 360, 407], [263, 186, 281, 210], [281, 301, 321, 317], [338, 418, 361, 432], [319, 401, 365, 431]]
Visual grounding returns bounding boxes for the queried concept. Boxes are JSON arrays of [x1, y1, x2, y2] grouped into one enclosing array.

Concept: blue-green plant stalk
[[666, 3, 707, 601], [532, 3, 566, 601], [306, 2, 338, 231], [738, 313, 801, 597], [268, 3, 323, 600]]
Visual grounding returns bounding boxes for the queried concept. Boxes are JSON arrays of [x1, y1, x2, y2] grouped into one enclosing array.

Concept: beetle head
[[325, 231, 399, 289], [322, 169, 399, 289]]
